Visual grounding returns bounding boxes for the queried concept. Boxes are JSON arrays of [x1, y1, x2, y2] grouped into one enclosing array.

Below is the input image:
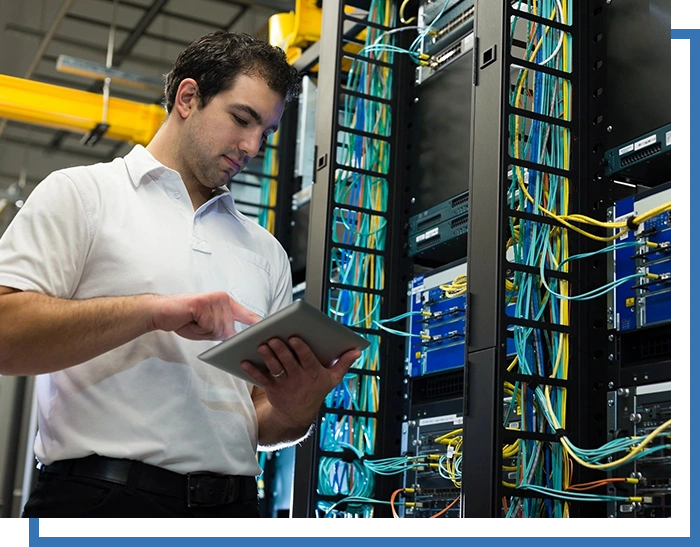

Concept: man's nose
[[239, 133, 262, 160]]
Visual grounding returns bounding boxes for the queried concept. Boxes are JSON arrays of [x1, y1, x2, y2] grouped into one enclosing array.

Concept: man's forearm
[[0, 291, 157, 376], [255, 397, 316, 450]]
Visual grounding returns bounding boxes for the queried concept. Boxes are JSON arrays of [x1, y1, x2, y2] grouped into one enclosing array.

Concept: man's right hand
[[0, 288, 263, 375], [149, 291, 262, 341]]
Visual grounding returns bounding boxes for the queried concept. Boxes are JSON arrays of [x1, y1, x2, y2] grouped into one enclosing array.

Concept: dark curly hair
[[164, 31, 300, 114]]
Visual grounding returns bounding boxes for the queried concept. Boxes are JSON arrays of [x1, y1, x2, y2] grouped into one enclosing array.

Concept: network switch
[[610, 184, 671, 332]]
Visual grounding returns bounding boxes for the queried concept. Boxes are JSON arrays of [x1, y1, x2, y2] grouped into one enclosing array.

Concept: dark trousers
[[22, 458, 261, 518]]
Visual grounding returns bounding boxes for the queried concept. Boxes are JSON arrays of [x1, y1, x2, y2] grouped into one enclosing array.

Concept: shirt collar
[[210, 185, 238, 217], [123, 144, 178, 188], [124, 145, 240, 218]]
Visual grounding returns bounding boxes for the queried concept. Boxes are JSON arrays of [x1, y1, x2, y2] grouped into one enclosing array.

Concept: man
[[0, 31, 360, 517]]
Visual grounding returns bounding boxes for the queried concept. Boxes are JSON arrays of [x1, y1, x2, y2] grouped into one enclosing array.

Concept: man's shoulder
[[40, 158, 130, 207], [53, 157, 127, 186]]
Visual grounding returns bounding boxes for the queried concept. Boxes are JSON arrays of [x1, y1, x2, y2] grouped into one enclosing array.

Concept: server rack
[[462, 0, 611, 517], [291, 0, 413, 517]]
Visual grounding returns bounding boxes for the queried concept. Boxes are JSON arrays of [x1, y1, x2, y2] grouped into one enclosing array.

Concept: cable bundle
[[258, 130, 279, 232], [503, 0, 671, 517], [319, 0, 397, 518]]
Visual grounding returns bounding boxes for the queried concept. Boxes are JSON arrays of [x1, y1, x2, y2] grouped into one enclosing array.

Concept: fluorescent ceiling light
[[56, 55, 163, 93]]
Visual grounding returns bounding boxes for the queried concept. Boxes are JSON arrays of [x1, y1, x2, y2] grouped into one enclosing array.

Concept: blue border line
[[673, 28, 697, 540], [25, 29, 692, 547]]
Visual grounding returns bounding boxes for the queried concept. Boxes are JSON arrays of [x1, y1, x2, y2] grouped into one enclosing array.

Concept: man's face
[[183, 74, 285, 189]]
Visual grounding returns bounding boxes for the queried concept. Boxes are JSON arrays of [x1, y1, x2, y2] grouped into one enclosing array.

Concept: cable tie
[[554, 428, 568, 439], [527, 375, 543, 389], [340, 447, 360, 463], [626, 216, 639, 232]]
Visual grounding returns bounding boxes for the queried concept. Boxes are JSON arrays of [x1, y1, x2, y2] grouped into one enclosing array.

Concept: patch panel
[[604, 124, 671, 184], [408, 210, 469, 260], [606, 382, 671, 518], [400, 399, 464, 518], [407, 261, 519, 377], [418, 0, 475, 58], [408, 191, 469, 236], [610, 184, 671, 332], [407, 261, 466, 377], [415, 33, 473, 86]]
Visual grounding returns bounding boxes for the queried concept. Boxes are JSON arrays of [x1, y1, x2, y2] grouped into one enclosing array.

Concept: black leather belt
[[41, 455, 258, 507]]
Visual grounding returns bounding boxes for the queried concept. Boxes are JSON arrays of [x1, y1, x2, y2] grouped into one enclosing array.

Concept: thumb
[[328, 349, 362, 385]]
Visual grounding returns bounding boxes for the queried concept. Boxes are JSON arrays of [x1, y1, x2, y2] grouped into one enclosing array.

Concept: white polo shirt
[[0, 145, 292, 476]]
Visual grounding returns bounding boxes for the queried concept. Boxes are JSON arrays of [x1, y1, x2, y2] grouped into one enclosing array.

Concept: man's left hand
[[240, 337, 361, 430]]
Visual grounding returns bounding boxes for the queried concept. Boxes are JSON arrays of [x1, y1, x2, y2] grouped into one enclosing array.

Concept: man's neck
[[146, 128, 211, 211]]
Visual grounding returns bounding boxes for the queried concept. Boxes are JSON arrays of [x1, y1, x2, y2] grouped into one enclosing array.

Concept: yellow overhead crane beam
[[269, 0, 366, 70], [0, 74, 165, 145], [269, 0, 323, 65]]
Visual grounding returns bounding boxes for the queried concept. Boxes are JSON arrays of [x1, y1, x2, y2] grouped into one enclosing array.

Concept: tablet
[[197, 300, 370, 387]]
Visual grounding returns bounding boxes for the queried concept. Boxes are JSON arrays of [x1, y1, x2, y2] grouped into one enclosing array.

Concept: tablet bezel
[[197, 300, 370, 387]]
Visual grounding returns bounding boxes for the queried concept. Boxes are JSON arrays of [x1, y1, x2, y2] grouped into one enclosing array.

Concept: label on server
[[419, 414, 457, 427], [634, 134, 657, 151], [619, 144, 634, 156], [615, 212, 635, 240], [411, 275, 425, 294], [666, 131, 671, 146], [415, 227, 440, 242]]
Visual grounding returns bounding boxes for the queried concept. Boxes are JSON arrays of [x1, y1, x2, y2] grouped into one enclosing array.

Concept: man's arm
[[0, 287, 260, 376], [251, 387, 314, 450]]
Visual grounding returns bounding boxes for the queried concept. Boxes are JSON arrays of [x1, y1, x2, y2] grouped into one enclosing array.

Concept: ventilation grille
[[425, 374, 463, 399], [639, 330, 671, 360]]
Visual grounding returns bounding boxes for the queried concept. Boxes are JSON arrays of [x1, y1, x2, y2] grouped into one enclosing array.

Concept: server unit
[[611, 184, 671, 332], [607, 382, 671, 518]]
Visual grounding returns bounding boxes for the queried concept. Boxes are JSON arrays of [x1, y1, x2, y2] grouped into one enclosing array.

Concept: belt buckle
[[186, 473, 237, 508]]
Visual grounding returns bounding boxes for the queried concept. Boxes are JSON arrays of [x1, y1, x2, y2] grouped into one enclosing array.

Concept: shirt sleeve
[[0, 171, 93, 298], [268, 249, 293, 315]]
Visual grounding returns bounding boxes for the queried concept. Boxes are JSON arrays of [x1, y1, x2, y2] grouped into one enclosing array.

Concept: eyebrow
[[231, 103, 278, 132]]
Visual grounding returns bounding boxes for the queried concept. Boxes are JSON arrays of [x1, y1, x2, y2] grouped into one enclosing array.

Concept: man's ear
[[173, 78, 199, 120]]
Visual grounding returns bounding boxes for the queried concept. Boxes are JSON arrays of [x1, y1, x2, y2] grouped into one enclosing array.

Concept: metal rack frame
[[291, 0, 413, 518], [461, 0, 611, 517]]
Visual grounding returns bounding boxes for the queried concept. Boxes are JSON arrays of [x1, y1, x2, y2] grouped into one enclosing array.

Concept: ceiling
[[0, 0, 294, 229]]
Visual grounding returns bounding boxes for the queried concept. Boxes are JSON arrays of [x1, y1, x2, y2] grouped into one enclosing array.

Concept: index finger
[[229, 297, 262, 326]]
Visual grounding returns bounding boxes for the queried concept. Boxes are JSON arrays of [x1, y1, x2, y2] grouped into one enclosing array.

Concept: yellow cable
[[434, 428, 462, 442], [506, 356, 519, 372], [543, 379, 671, 470], [560, 24, 570, 499], [562, 419, 671, 470], [562, 202, 671, 229], [439, 274, 467, 298], [399, 0, 415, 24]]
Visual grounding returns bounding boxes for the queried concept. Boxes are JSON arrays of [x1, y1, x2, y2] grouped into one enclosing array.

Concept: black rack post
[[291, 0, 411, 518], [568, 0, 611, 518], [462, 0, 606, 517], [273, 100, 300, 251]]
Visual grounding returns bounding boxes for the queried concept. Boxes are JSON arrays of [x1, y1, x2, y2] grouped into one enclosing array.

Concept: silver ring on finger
[[272, 370, 286, 379]]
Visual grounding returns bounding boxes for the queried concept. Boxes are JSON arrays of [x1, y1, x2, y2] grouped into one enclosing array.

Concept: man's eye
[[233, 115, 248, 126]]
